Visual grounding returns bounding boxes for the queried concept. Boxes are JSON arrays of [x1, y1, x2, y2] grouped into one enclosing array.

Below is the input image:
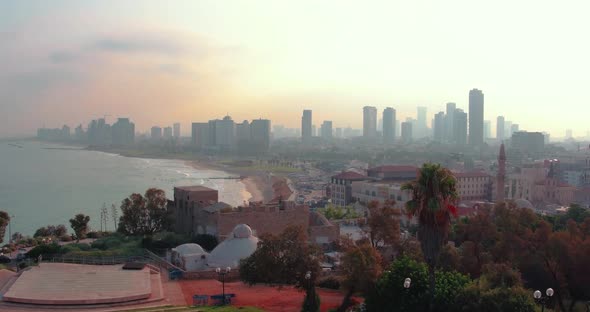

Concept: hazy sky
[[1, 1, 589, 138]]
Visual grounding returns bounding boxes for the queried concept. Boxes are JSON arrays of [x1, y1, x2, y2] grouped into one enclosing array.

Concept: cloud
[[91, 37, 186, 56]]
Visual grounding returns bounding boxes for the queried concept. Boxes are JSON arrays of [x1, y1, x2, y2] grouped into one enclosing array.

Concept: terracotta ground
[[178, 280, 352, 312]]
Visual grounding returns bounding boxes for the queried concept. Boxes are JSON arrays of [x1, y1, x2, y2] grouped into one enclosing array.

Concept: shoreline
[[32, 140, 291, 205]]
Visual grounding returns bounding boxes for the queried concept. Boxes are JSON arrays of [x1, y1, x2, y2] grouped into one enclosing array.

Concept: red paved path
[[178, 280, 352, 312]]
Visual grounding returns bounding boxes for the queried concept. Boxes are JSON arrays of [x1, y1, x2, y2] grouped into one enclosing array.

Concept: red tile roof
[[368, 165, 418, 173], [331, 171, 368, 180]]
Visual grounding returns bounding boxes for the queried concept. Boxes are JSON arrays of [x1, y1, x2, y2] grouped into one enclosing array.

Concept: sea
[[0, 141, 250, 241]]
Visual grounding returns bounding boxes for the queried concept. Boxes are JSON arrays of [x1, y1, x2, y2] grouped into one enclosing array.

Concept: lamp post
[[533, 288, 554, 312], [304, 270, 318, 311], [216, 267, 231, 304], [404, 277, 412, 289]]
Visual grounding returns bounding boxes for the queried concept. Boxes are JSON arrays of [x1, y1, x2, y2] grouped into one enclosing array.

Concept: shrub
[[26, 243, 62, 259], [317, 276, 341, 290], [59, 235, 73, 242], [192, 234, 219, 251]]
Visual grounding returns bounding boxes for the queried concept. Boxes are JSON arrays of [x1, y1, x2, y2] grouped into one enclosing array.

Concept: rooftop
[[368, 165, 418, 173], [175, 185, 217, 192], [331, 171, 368, 180]]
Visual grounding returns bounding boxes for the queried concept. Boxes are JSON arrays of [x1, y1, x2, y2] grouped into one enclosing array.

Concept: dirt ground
[[178, 279, 353, 312]]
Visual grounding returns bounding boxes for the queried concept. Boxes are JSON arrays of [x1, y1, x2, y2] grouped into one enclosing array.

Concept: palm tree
[[401, 163, 458, 311]]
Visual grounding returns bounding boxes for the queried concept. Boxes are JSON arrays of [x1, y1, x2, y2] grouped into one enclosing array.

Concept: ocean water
[[0, 141, 250, 240]]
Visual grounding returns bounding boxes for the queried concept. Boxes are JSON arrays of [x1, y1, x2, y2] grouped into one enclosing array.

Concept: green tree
[[69, 214, 90, 242], [118, 188, 170, 235], [363, 200, 401, 248], [192, 234, 218, 252], [0, 211, 10, 244], [239, 225, 321, 289], [402, 163, 459, 311], [365, 257, 469, 312], [337, 238, 382, 312]]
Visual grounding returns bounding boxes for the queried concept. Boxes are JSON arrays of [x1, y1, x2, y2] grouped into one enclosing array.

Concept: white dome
[[233, 224, 253, 238], [208, 228, 259, 269], [173, 243, 206, 256], [514, 199, 534, 210]]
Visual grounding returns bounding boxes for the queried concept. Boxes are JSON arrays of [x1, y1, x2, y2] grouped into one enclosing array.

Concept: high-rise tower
[[497, 143, 506, 202], [383, 107, 396, 144], [363, 106, 377, 140], [301, 110, 312, 144], [469, 89, 484, 146]]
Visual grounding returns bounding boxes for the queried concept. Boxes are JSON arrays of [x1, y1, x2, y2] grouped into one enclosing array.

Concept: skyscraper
[[151, 126, 162, 140], [401, 121, 413, 143], [511, 124, 519, 134], [496, 116, 505, 140], [382, 107, 396, 144], [320, 121, 333, 139], [433, 112, 445, 142], [363, 106, 377, 140], [445, 102, 456, 142], [497, 143, 506, 202], [301, 110, 312, 144], [214, 116, 236, 150], [484, 120, 491, 139], [250, 119, 271, 151], [191, 122, 209, 147], [173, 123, 181, 138], [454, 109, 468, 145], [163, 126, 173, 139], [112, 118, 135, 146], [417, 106, 427, 138], [468, 89, 484, 146]]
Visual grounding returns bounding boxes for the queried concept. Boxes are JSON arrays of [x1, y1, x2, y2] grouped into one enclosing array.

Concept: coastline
[[31, 140, 292, 205]]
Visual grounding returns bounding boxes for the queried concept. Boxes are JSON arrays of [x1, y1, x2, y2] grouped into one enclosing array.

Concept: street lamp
[[304, 270, 318, 310], [533, 288, 554, 312], [216, 267, 231, 304], [404, 277, 412, 289]]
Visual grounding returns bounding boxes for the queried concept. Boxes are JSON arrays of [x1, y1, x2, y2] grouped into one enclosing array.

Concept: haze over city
[[1, 0, 590, 138]]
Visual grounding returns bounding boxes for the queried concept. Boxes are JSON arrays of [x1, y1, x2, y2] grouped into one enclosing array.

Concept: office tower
[[505, 121, 513, 138], [445, 102, 456, 142], [312, 125, 317, 137], [484, 120, 491, 139], [511, 131, 545, 157], [511, 124, 519, 134], [320, 121, 333, 139], [401, 122, 413, 143], [214, 116, 236, 150], [112, 118, 135, 146], [377, 118, 383, 132], [497, 116, 505, 140], [173, 123, 181, 138], [454, 109, 468, 145], [236, 120, 251, 148], [566, 129, 573, 139], [250, 119, 271, 151], [383, 107, 396, 144], [433, 112, 445, 142], [542, 132, 550, 144], [335, 127, 343, 138], [163, 126, 173, 139], [151, 126, 162, 140], [468, 89, 484, 146], [74, 124, 85, 141], [417, 106, 427, 138], [497, 143, 506, 202], [363, 106, 377, 140], [395, 120, 400, 138], [191, 122, 209, 147], [301, 110, 312, 144]]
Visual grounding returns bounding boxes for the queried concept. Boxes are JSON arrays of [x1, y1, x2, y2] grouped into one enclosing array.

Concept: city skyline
[[2, 1, 590, 138]]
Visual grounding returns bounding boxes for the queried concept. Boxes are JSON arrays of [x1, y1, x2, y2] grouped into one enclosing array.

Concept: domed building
[[171, 243, 208, 271], [207, 224, 259, 269], [514, 198, 534, 210]]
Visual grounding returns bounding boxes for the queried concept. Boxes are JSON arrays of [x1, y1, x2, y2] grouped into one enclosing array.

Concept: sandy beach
[[186, 160, 295, 204]]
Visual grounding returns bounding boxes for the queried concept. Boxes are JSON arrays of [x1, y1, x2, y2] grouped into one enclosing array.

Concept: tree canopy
[[69, 214, 90, 242], [239, 225, 321, 289], [0, 211, 9, 244], [118, 188, 171, 236]]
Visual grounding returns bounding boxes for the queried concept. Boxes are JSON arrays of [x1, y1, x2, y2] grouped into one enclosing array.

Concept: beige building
[[351, 180, 411, 209], [454, 171, 493, 201]]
